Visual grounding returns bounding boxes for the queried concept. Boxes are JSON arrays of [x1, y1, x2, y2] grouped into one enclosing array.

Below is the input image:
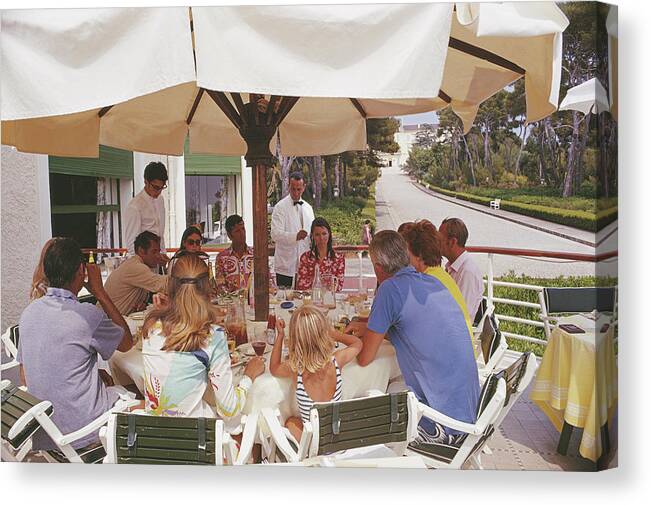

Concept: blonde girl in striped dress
[[270, 305, 362, 442]]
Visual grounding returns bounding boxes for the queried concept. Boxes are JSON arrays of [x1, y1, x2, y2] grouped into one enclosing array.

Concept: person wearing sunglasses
[[123, 161, 170, 267], [167, 226, 210, 273], [179, 226, 203, 254]]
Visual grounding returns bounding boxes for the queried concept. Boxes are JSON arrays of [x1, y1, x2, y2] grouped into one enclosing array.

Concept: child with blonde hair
[[270, 305, 362, 440]]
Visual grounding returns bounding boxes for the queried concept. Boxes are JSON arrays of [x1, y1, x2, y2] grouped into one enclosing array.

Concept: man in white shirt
[[271, 172, 315, 288], [124, 162, 169, 264], [439, 217, 484, 321]]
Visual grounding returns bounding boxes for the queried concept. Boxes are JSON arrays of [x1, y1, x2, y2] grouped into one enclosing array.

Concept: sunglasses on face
[[185, 239, 202, 246], [148, 182, 167, 192]]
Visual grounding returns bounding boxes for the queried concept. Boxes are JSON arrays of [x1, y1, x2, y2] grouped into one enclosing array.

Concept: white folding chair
[[102, 412, 236, 465], [406, 375, 506, 469], [260, 391, 420, 465]]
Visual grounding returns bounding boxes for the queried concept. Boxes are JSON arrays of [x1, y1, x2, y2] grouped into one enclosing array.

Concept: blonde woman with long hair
[[270, 305, 362, 441], [142, 253, 264, 418], [30, 238, 57, 300]]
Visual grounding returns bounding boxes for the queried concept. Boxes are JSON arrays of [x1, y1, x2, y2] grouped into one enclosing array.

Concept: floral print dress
[[142, 322, 252, 421], [295, 251, 345, 291]]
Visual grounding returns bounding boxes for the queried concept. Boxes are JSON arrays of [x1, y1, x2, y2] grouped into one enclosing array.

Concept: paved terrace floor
[[474, 350, 617, 472]]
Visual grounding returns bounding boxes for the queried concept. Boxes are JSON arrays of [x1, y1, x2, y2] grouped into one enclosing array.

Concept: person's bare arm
[[19, 364, 26, 387], [331, 329, 362, 367], [269, 319, 292, 378], [86, 264, 133, 352], [356, 328, 386, 367]]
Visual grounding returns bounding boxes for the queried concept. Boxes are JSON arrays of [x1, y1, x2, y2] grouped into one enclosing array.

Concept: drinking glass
[[251, 324, 267, 356]]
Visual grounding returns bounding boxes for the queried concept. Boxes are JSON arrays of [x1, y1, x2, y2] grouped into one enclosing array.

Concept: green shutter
[[49, 145, 134, 179], [184, 138, 241, 176]]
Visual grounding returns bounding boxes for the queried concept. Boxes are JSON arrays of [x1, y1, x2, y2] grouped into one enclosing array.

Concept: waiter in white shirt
[[123, 162, 170, 266], [439, 217, 484, 321], [271, 171, 315, 288]]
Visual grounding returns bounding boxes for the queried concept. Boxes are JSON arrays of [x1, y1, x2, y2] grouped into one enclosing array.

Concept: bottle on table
[[266, 308, 277, 345], [312, 264, 324, 306]]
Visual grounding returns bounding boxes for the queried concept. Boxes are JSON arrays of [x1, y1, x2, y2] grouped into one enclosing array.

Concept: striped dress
[[296, 357, 343, 423]]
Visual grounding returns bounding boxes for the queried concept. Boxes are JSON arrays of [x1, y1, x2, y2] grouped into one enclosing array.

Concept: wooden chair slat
[[116, 425, 216, 441], [320, 432, 408, 455], [7, 394, 37, 413], [319, 411, 408, 436], [116, 414, 216, 430], [320, 420, 408, 445], [315, 393, 407, 415], [116, 446, 215, 463], [2, 402, 28, 421], [317, 402, 407, 424], [116, 456, 214, 465], [116, 435, 216, 451]]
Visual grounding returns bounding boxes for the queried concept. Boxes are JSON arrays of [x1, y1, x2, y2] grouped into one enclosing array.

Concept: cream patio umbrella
[[559, 77, 610, 115], [1, 3, 568, 320]]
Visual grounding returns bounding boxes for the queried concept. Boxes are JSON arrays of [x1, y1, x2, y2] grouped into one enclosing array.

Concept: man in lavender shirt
[[439, 218, 485, 322], [17, 238, 134, 451]]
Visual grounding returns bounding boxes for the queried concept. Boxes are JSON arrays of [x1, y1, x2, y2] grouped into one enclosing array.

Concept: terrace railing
[[83, 245, 617, 347]]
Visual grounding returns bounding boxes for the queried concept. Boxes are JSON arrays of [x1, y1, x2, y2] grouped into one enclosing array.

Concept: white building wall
[[1, 147, 51, 333]]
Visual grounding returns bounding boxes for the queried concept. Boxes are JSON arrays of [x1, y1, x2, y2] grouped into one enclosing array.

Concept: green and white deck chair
[[2, 378, 138, 464], [476, 311, 508, 381], [482, 352, 538, 456], [1, 326, 20, 375], [102, 413, 237, 465], [1, 325, 19, 363], [261, 391, 420, 465], [1, 379, 52, 462], [493, 352, 538, 428], [406, 374, 506, 469]]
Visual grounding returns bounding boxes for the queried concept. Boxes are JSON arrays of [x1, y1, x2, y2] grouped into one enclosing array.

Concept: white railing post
[[538, 290, 551, 339], [487, 253, 495, 311], [357, 251, 364, 292]]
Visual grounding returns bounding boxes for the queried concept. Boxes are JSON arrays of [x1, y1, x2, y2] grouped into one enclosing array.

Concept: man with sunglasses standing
[[124, 162, 170, 266]]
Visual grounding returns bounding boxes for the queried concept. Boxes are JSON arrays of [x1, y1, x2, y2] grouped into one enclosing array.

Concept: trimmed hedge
[[421, 183, 617, 232]]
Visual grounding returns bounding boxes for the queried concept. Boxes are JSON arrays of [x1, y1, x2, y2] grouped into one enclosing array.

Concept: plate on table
[[237, 342, 272, 357], [230, 350, 248, 368]]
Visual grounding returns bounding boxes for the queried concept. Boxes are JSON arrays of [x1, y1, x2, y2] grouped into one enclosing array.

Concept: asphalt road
[[375, 166, 617, 278]]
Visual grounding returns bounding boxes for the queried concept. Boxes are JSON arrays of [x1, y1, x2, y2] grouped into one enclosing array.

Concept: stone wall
[[1, 146, 51, 334]]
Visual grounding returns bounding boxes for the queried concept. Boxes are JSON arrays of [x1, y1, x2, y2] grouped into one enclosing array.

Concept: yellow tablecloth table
[[529, 314, 617, 462]]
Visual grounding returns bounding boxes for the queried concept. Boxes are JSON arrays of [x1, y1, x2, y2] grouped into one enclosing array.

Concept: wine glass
[[251, 324, 267, 356]]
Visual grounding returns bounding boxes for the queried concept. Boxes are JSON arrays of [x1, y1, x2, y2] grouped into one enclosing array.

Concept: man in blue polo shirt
[[349, 230, 479, 445]]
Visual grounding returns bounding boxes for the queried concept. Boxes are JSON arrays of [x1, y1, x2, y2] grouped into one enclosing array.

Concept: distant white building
[[377, 119, 441, 170]]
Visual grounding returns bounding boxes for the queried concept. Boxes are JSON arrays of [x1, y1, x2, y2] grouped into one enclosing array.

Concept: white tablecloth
[[109, 307, 402, 422]]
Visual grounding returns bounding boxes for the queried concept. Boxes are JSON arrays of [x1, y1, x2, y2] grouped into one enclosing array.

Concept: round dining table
[[109, 297, 402, 423]]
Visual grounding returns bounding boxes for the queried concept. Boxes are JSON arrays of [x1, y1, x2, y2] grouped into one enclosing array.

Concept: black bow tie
[[293, 200, 303, 206]]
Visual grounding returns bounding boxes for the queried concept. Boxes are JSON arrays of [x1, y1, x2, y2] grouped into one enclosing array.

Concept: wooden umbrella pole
[[206, 93, 300, 321], [251, 161, 270, 321]]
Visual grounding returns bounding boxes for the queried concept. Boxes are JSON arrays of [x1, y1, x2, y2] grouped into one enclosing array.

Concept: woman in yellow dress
[[399, 220, 477, 354]]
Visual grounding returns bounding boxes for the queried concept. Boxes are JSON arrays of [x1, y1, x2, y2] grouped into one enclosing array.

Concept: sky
[[398, 111, 439, 126]]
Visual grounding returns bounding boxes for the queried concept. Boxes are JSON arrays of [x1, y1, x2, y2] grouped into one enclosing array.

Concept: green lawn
[[459, 186, 617, 213], [316, 186, 376, 246]]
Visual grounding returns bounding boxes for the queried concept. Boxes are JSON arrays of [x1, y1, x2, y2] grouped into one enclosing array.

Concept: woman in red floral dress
[[296, 217, 345, 292]]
